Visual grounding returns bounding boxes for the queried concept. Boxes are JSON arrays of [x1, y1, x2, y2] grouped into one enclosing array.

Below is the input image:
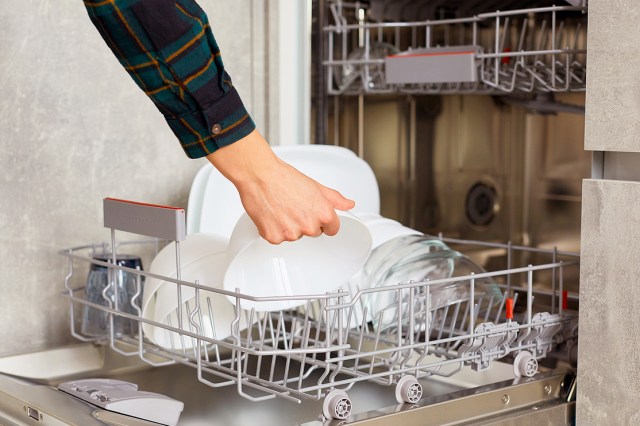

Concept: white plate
[[186, 164, 214, 235], [141, 234, 240, 349], [197, 145, 381, 241], [150, 250, 251, 350]]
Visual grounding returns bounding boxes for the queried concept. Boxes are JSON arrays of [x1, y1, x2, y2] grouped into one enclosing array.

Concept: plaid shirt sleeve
[[83, 0, 256, 159]]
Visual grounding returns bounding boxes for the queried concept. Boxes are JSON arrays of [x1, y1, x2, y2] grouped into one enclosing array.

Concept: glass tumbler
[[81, 254, 143, 338]]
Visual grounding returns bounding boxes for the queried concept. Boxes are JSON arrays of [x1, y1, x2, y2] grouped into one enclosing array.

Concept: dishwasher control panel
[[58, 379, 183, 426]]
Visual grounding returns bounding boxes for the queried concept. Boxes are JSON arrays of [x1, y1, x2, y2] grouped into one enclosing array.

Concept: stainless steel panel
[[329, 92, 587, 293], [480, 401, 574, 426], [74, 364, 461, 426], [303, 371, 574, 425], [602, 151, 640, 181]]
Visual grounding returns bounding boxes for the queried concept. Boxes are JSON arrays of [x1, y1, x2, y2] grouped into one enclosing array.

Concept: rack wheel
[[395, 375, 423, 404], [323, 389, 352, 420], [513, 351, 538, 378]]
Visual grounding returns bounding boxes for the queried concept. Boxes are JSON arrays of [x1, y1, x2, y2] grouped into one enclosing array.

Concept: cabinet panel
[[577, 179, 640, 424], [584, 0, 640, 152]]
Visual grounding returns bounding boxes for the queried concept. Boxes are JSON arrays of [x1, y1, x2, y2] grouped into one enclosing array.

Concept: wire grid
[[324, 2, 587, 95], [61, 237, 579, 404]]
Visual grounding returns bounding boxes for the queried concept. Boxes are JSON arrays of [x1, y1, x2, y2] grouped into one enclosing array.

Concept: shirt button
[[211, 124, 222, 135]]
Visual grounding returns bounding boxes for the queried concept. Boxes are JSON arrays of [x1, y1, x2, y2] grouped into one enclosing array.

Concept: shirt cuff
[[165, 87, 256, 159]]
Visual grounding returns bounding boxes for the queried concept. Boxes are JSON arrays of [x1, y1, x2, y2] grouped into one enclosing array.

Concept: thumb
[[319, 185, 355, 211]]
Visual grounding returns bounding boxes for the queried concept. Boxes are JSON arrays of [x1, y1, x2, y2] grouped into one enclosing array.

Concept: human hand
[[207, 130, 355, 244]]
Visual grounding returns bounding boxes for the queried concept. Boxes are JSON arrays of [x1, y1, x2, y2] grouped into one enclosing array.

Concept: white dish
[[223, 211, 372, 312], [150, 251, 250, 350], [197, 145, 381, 241], [355, 213, 423, 248], [305, 215, 423, 328], [186, 163, 213, 235], [141, 234, 247, 350], [141, 234, 226, 322]]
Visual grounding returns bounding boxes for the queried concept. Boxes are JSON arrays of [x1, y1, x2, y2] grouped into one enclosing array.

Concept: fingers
[[258, 221, 324, 245], [258, 217, 333, 244], [262, 188, 347, 242], [319, 208, 340, 236], [319, 185, 356, 211]]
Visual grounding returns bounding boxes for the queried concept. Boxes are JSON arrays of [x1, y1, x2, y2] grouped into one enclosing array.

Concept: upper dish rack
[[323, 2, 587, 95]]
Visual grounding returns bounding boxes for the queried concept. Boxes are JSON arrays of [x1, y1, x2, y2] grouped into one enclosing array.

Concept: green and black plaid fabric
[[83, 0, 256, 159]]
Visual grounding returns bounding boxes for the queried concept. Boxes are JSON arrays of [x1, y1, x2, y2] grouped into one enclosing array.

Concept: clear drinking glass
[[81, 254, 143, 338]]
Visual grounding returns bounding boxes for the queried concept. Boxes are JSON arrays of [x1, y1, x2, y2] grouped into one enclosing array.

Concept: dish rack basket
[[60, 199, 579, 420], [324, 2, 587, 95]]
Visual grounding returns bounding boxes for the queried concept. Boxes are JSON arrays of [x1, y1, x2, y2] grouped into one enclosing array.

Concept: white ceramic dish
[[150, 251, 249, 350], [141, 234, 226, 321], [223, 211, 372, 312], [307, 214, 423, 328], [186, 164, 214, 235], [355, 213, 423, 248], [197, 145, 381, 240], [141, 234, 247, 349]]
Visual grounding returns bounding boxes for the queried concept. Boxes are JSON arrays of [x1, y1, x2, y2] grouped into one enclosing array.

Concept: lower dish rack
[[60, 204, 579, 421]]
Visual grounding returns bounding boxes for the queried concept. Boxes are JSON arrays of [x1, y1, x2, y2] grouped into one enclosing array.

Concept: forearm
[[206, 130, 278, 188]]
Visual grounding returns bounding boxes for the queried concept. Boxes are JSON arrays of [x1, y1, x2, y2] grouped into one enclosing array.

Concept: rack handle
[[103, 198, 186, 241]]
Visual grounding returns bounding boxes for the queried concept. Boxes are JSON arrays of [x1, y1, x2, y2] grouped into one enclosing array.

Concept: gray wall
[[0, 1, 271, 357]]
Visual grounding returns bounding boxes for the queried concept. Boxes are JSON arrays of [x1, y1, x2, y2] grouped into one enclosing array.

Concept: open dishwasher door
[[0, 344, 575, 426]]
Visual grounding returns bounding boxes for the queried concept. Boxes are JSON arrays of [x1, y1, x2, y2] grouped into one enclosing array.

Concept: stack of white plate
[[186, 145, 381, 239], [144, 145, 497, 348], [142, 145, 394, 348]]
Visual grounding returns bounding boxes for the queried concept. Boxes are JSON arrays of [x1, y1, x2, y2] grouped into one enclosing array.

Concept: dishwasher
[[0, 1, 587, 425]]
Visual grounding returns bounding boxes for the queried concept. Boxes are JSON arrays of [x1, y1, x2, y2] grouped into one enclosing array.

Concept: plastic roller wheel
[[323, 389, 352, 420], [513, 351, 538, 378], [395, 375, 423, 404]]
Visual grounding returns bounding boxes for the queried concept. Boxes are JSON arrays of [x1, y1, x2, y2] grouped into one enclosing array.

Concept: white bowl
[[141, 234, 249, 350], [196, 145, 380, 240], [355, 213, 422, 248], [223, 211, 372, 312]]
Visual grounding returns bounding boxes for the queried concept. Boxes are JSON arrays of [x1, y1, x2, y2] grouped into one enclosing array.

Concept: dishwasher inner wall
[[328, 92, 587, 292]]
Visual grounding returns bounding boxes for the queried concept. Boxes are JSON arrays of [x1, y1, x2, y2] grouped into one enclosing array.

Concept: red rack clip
[[506, 298, 514, 320], [502, 47, 511, 64], [562, 290, 569, 311]]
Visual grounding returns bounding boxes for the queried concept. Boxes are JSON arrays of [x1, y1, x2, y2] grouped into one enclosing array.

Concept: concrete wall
[[0, 1, 270, 357], [577, 0, 640, 422], [583, 0, 640, 152], [578, 180, 640, 424]]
